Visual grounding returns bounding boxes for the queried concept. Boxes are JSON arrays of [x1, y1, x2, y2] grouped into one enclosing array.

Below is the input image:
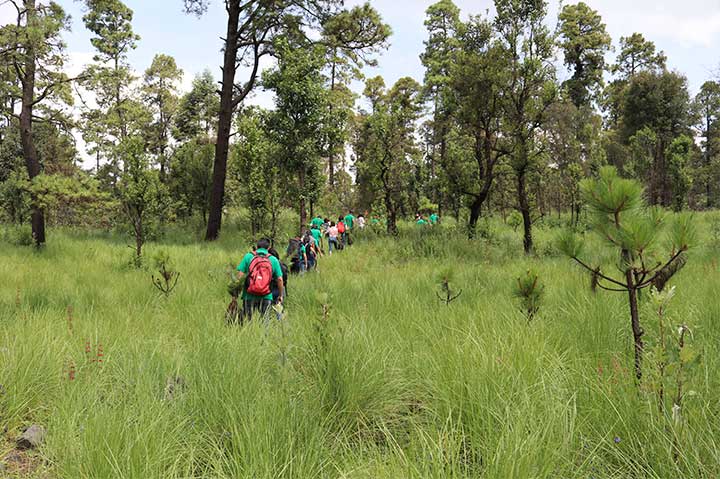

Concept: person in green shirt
[[416, 216, 428, 226], [344, 210, 355, 230], [310, 225, 322, 252], [310, 216, 324, 229], [236, 238, 284, 323], [430, 213, 439, 225]]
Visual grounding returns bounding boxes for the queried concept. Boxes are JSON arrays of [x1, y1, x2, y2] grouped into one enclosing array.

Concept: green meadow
[[1, 215, 719, 478]]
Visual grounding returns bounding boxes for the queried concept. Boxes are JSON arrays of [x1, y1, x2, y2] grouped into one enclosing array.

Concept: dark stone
[[16, 424, 46, 450]]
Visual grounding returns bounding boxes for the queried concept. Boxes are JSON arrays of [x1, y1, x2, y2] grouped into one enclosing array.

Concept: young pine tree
[[559, 166, 694, 380]]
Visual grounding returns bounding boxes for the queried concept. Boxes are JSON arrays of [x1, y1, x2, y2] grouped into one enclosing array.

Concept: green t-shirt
[[344, 214, 355, 229], [416, 219, 428, 226], [430, 213, 439, 224], [310, 228, 322, 246], [311, 217, 324, 228], [237, 249, 283, 301]]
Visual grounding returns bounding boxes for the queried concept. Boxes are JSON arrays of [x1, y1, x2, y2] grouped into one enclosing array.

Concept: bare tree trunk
[[517, 168, 533, 254], [135, 216, 143, 265], [18, 0, 45, 247], [205, 2, 240, 241]]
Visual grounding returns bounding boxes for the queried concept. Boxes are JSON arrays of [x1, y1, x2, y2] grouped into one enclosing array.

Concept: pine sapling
[[559, 166, 695, 380], [436, 268, 462, 306], [513, 269, 544, 322], [151, 250, 180, 297]]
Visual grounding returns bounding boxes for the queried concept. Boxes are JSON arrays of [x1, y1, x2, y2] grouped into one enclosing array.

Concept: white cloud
[[578, 0, 720, 48], [0, 4, 16, 26]]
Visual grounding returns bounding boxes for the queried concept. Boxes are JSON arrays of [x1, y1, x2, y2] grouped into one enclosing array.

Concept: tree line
[[1, 0, 718, 257]]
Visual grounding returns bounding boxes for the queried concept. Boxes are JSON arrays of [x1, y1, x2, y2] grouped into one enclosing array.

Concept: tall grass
[[1, 213, 719, 477]]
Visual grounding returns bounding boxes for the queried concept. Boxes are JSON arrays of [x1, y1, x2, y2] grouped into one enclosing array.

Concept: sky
[[2, 0, 720, 163]]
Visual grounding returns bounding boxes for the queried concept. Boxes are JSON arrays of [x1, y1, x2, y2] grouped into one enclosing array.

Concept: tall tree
[[620, 70, 691, 206], [494, 0, 557, 254], [0, 0, 77, 246], [421, 0, 461, 214], [354, 77, 423, 235], [229, 107, 281, 238], [450, 14, 509, 237], [604, 33, 666, 129], [142, 54, 183, 181], [692, 81, 720, 207], [264, 41, 329, 231], [613, 33, 667, 79], [183, 0, 389, 240], [81, 0, 142, 172], [557, 2, 611, 109], [173, 70, 219, 142], [320, 3, 391, 185]]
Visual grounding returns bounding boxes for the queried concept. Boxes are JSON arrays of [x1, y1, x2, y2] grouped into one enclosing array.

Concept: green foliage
[[173, 70, 218, 142], [116, 137, 169, 264], [354, 76, 423, 234], [229, 107, 281, 237], [557, 2, 612, 107], [513, 268, 544, 321], [263, 40, 330, 227], [507, 211, 523, 232]]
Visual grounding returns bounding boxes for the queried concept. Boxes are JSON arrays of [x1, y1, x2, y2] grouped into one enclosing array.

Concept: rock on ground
[[16, 424, 46, 450]]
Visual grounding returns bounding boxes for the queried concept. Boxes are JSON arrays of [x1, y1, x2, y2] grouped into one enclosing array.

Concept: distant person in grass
[[303, 230, 318, 270], [430, 212, 439, 225], [344, 210, 355, 246], [311, 215, 324, 230], [310, 224, 322, 254], [327, 221, 339, 254], [416, 215, 428, 226], [236, 238, 284, 323], [268, 247, 288, 320], [337, 216, 347, 246], [357, 213, 366, 229]]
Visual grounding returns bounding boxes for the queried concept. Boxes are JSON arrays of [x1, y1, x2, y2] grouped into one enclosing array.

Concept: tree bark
[[19, 0, 45, 247], [517, 168, 533, 254], [626, 270, 643, 380], [205, 1, 240, 241]]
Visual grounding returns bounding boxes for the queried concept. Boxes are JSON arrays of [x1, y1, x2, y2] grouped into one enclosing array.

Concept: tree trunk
[[135, 216, 143, 265], [299, 167, 307, 232], [517, 168, 533, 254], [626, 270, 643, 380], [205, 2, 240, 241], [19, 0, 45, 247], [467, 196, 483, 240]]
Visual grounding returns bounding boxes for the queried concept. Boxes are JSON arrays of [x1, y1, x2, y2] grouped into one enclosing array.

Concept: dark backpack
[[246, 254, 273, 296]]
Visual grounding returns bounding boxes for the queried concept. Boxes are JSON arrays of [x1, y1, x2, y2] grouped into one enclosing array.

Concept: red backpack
[[246, 254, 273, 296], [337, 221, 346, 234]]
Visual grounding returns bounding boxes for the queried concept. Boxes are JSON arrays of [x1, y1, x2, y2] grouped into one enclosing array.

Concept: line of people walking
[[229, 210, 364, 325]]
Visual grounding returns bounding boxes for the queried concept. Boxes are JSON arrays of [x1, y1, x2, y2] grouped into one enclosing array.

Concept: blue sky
[[2, 0, 720, 105], [38, 0, 720, 98]]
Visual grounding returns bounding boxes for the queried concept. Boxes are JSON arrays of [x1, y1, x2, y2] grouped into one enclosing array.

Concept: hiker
[[327, 221, 339, 254], [430, 212, 439, 225], [311, 215, 324, 230], [287, 236, 306, 274], [344, 210, 355, 231], [310, 224, 323, 254], [337, 216, 346, 247], [416, 215, 428, 226], [357, 214, 366, 229], [268, 247, 288, 320], [236, 238, 284, 323], [302, 230, 318, 271]]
